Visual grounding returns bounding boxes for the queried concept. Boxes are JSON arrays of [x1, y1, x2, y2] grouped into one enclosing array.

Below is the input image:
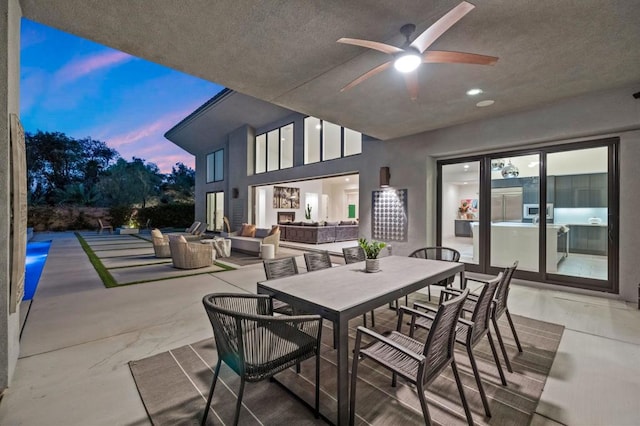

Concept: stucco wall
[[0, 0, 22, 390]]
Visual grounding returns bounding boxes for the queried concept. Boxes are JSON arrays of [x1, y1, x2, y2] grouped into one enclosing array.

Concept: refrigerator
[[491, 187, 523, 222]]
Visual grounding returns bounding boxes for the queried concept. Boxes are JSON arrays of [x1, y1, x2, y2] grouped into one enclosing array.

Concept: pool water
[[24, 241, 51, 300]]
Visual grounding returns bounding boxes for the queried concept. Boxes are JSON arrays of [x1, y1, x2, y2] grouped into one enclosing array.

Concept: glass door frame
[[437, 137, 619, 293]]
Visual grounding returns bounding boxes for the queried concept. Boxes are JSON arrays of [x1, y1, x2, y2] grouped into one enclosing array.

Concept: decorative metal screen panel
[[372, 189, 408, 241]]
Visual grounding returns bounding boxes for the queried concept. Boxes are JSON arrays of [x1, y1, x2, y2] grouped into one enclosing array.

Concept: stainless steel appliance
[[491, 187, 523, 222], [523, 203, 554, 220]]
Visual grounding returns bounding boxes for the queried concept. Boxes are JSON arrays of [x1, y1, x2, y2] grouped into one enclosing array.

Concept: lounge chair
[[168, 235, 214, 269], [97, 219, 113, 234]]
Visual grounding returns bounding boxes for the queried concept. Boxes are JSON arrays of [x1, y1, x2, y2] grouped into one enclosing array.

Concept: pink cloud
[[54, 50, 133, 86]]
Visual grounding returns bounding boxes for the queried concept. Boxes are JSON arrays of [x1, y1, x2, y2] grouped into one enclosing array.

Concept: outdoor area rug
[[129, 293, 564, 425], [76, 232, 232, 287]]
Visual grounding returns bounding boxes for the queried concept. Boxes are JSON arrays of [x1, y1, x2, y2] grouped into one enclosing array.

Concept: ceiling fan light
[[394, 52, 421, 73]]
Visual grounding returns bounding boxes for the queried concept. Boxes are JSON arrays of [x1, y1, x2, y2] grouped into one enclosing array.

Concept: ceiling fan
[[337, 1, 498, 100]]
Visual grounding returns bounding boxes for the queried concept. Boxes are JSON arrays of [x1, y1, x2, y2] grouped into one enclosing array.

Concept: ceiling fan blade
[[423, 50, 498, 65], [337, 38, 404, 55], [403, 71, 419, 101], [410, 1, 475, 53], [341, 61, 393, 92]]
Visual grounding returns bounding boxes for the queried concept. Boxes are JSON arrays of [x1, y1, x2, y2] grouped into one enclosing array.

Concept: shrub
[[137, 203, 195, 229]]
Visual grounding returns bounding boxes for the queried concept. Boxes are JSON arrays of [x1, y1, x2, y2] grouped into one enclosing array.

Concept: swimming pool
[[24, 241, 51, 300]]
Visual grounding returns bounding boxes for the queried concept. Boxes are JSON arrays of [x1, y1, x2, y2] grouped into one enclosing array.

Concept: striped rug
[[129, 295, 563, 425]]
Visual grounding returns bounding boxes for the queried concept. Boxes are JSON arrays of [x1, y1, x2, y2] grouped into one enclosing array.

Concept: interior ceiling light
[[501, 160, 520, 178], [466, 88, 483, 96], [476, 99, 495, 107], [315, 123, 322, 130], [463, 164, 470, 169], [491, 160, 505, 171], [393, 48, 421, 73], [528, 161, 540, 168]]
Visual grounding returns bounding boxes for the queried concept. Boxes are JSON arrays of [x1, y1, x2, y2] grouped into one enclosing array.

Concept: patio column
[[0, 0, 22, 391]]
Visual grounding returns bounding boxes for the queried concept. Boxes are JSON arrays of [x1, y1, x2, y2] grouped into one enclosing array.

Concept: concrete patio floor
[[0, 231, 638, 425]]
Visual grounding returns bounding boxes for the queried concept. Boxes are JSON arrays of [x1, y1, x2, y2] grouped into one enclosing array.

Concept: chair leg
[[451, 359, 474, 426], [350, 334, 363, 426], [428, 285, 432, 301], [232, 378, 246, 426], [492, 316, 513, 373], [487, 330, 507, 386], [466, 346, 491, 417], [416, 380, 432, 425], [201, 359, 221, 426], [315, 349, 321, 418], [505, 309, 523, 352]]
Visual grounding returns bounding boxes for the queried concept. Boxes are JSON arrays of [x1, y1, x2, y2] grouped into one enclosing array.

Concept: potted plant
[[358, 238, 387, 273], [305, 204, 312, 220]]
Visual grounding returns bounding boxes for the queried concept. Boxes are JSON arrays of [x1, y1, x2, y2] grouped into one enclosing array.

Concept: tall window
[[255, 123, 294, 174], [206, 192, 224, 231], [206, 149, 224, 182], [304, 117, 362, 164]]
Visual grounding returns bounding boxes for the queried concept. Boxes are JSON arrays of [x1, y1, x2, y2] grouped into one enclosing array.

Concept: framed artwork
[[372, 189, 408, 241], [273, 186, 300, 209]]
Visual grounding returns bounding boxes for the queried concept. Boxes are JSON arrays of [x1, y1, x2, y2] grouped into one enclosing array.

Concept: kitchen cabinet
[[554, 173, 607, 207], [568, 224, 608, 255], [454, 220, 474, 237]]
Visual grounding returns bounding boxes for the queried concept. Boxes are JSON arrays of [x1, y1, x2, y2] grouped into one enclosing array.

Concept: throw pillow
[[241, 224, 256, 237], [268, 225, 280, 236]]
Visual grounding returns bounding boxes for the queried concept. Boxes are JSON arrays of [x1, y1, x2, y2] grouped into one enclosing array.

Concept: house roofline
[[164, 88, 232, 139]]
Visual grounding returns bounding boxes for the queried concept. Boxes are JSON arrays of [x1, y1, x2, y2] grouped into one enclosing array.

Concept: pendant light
[[501, 160, 520, 178]]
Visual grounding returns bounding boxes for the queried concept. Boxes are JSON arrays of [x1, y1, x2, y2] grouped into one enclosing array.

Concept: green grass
[[75, 232, 236, 288], [75, 232, 119, 288]]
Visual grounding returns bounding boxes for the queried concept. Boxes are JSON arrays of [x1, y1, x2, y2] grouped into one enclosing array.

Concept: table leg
[[336, 318, 349, 425], [460, 269, 466, 290]]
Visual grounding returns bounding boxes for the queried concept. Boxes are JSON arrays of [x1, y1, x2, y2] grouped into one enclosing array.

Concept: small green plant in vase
[[358, 238, 387, 272], [305, 204, 312, 220]]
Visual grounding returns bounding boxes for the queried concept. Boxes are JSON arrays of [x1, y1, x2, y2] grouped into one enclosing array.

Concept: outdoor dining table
[[257, 255, 465, 425]]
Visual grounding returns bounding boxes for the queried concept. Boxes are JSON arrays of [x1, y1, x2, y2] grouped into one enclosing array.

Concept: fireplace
[[278, 212, 295, 223]]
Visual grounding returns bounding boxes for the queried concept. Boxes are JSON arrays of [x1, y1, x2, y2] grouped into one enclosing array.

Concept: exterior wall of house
[[0, 0, 22, 390], [189, 85, 640, 301]]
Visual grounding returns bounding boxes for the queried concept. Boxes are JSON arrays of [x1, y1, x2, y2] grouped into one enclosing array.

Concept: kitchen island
[[470, 222, 569, 272]]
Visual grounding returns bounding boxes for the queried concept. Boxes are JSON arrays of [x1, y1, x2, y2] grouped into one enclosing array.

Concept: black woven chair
[[341, 246, 377, 327], [201, 293, 322, 426], [303, 251, 332, 271], [409, 247, 461, 301], [263, 257, 299, 315], [412, 274, 506, 417], [349, 289, 473, 425], [485, 261, 522, 372]]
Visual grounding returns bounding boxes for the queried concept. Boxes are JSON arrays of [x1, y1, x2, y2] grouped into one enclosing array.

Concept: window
[[255, 123, 294, 174], [304, 117, 362, 164], [206, 149, 224, 182], [206, 191, 225, 231]]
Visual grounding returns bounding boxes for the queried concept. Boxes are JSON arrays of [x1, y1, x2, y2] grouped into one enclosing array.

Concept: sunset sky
[[20, 18, 224, 173]]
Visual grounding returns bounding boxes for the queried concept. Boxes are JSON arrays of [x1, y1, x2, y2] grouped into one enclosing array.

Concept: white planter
[[365, 258, 380, 273]]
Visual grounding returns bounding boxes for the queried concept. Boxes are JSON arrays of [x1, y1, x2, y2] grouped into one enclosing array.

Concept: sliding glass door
[[437, 138, 618, 292]]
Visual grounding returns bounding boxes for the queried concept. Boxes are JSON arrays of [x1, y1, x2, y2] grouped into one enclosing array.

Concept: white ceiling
[[19, 0, 640, 143]]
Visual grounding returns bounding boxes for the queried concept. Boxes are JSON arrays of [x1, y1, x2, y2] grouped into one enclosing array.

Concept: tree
[[25, 131, 118, 205], [98, 158, 163, 208], [163, 162, 195, 203]]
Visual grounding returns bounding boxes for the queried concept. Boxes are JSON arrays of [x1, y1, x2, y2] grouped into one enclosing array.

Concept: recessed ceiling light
[[528, 161, 540, 168], [345, 178, 350, 182], [315, 124, 322, 130], [466, 88, 483, 96], [463, 182, 468, 185], [476, 100, 495, 107], [463, 164, 470, 169]]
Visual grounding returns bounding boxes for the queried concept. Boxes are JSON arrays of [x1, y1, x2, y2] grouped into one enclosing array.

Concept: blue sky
[[20, 18, 224, 173]]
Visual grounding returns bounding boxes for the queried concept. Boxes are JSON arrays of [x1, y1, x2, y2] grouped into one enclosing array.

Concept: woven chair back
[[342, 246, 366, 264], [263, 256, 299, 280], [409, 247, 461, 286], [304, 251, 332, 272], [423, 288, 469, 383], [494, 261, 519, 318], [469, 273, 502, 344]]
